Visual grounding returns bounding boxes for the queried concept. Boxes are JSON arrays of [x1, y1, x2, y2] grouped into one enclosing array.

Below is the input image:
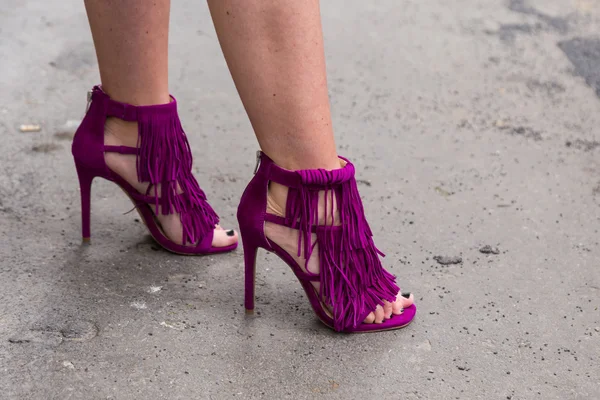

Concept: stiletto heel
[[71, 85, 237, 255], [75, 161, 94, 242], [237, 151, 416, 333], [242, 238, 259, 314]]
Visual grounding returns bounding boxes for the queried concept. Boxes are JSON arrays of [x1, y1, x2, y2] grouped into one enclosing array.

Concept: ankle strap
[[258, 152, 302, 188], [90, 85, 177, 122], [257, 151, 354, 189]]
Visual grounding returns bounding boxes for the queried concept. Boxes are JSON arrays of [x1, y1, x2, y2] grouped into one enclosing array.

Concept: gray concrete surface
[[1, 1, 599, 399]]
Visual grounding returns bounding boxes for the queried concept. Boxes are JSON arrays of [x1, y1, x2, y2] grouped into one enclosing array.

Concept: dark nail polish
[[226, 230, 235, 237], [401, 292, 411, 299]]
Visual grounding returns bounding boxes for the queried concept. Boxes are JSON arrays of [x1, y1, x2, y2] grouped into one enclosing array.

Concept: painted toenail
[[401, 292, 411, 299], [226, 230, 235, 237]]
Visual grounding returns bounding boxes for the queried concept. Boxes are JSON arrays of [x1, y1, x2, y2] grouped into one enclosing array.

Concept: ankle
[[280, 158, 341, 171], [101, 85, 171, 107], [104, 117, 139, 147], [265, 150, 341, 172]]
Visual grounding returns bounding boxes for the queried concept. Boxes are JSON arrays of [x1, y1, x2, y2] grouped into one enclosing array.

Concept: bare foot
[[103, 117, 238, 248], [264, 179, 413, 325]]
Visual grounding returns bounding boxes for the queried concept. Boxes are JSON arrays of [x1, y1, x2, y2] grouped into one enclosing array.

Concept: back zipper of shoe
[[253, 150, 261, 175], [85, 90, 93, 114]]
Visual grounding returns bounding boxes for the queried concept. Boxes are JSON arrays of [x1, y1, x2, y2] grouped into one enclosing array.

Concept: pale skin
[[84, 0, 414, 324]]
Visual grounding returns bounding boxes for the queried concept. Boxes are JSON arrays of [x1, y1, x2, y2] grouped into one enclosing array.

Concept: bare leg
[[85, 0, 170, 106], [84, 0, 237, 247], [208, 0, 413, 323], [207, 0, 338, 172]]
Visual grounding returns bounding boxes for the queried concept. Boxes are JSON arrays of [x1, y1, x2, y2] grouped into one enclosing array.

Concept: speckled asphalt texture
[[1, 1, 599, 399]]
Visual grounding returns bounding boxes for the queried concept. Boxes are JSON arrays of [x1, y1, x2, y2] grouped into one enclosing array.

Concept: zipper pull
[[253, 150, 261, 175], [85, 90, 93, 114]]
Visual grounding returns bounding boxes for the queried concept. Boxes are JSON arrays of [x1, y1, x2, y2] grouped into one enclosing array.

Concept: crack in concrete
[[559, 37, 600, 99]]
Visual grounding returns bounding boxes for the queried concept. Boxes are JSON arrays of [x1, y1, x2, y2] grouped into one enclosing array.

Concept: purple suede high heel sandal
[[72, 86, 237, 255], [238, 151, 416, 332]]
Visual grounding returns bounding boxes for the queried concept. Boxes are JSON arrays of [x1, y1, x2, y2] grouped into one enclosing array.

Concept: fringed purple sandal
[[72, 86, 237, 255], [238, 151, 416, 332]]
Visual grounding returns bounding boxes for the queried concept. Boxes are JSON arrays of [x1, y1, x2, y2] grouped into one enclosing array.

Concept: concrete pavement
[[1, 1, 599, 399]]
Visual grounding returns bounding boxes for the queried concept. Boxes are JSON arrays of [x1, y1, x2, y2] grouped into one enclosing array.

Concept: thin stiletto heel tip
[[245, 309, 254, 315], [82, 237, 91, 243]]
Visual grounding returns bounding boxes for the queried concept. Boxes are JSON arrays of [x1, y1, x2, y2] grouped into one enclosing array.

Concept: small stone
[[479, 245, 500, 255], [20, 124, 41, 132], [433, 256, 462, 265], [130, 301, 147, 310], [63, 361, 75, 370], [434, 186, 453, 197], [160, 321, 186, 330], [64, 119, 81, 130]]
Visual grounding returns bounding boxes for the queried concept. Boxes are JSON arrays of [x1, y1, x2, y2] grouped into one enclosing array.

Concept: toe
[[363, 312, 376, 324], [374, 304, 385, 324], [392, 296, 404, 315], [383, 301, 393, 319], [400, 292, 415, 308], [211, 228, 238, 248], [392, 292, 414, 315]]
